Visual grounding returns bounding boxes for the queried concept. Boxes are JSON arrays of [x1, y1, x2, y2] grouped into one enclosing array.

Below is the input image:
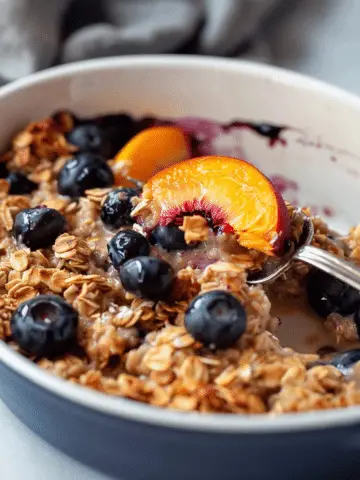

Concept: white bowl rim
[[2, 54, 360, 434]]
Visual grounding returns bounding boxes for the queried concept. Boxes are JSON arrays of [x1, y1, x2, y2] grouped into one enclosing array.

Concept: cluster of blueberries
[[6, 119, 247, 359], [4, 117, 360, 373]]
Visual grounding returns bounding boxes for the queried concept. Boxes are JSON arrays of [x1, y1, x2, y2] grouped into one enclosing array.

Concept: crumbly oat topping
[[85, 188, 113, 210], [180, 215, 209, 244], [2, 112, 360, 415], [324, 314, 359, 343], [53, 233, 92, 272]]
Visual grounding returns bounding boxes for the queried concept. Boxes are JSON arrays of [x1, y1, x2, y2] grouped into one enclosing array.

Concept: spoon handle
[[295, 245, 360, 290]]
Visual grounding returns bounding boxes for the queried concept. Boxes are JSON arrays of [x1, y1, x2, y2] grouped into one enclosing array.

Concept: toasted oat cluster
[[1, 111, 360, 414]]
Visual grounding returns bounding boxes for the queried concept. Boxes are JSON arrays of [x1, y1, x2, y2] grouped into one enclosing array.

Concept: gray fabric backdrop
[[0, 0, 284, 84], [0, 0, 345, 89]]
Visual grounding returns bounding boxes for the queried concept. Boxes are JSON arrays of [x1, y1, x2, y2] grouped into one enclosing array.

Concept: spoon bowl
[[248, 210, 360, 291]]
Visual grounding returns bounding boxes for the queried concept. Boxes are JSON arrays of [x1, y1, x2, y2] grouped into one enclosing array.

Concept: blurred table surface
[[1, 1, 360, 479]]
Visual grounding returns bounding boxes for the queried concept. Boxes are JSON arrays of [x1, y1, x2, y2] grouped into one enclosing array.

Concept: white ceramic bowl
[[1, 56, 360, 480]]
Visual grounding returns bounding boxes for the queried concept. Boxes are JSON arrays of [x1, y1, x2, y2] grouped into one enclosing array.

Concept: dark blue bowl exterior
[[1, 360, 360, 480]]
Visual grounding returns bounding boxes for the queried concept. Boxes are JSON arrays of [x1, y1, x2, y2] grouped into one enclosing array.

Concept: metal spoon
[[247, 210, 360, 290]]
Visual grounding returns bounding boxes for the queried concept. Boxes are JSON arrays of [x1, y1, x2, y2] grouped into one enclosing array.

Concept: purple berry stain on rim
[[157, 117, 288, 153]]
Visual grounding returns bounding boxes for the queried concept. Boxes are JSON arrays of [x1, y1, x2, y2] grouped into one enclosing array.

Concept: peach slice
[[134, 156, 290, 254], [113, 126, 191, 187]]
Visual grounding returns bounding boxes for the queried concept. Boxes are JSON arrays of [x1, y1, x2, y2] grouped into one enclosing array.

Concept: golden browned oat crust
[[1, 113, 360, 414]]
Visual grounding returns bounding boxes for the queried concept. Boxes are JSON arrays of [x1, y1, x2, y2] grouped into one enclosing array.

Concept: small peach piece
[[113, 126, 190, 186], [137, 156, 291, 254]]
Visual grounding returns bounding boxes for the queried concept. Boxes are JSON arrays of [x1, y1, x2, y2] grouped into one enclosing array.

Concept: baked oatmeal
[[1, 110, 360, 414]]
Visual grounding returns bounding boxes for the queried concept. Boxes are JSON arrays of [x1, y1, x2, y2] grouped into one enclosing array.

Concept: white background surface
[[2, 1, 360, 479]]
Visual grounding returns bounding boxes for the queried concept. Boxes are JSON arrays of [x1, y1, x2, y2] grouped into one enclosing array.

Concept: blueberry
[[101, 188, 140, 229], [13, 207, 67, 250], [330, 349, 360, 374], [96, 114, 137, 157], [119, 256, 174, 301], [306, 269, 360, 318], [150, 225, 193, 251], [97, 113, 134, 129], [57, 152, 114, 197], [11, 295, 78, 357], [66, 123, 110, 157], [7, 172, 37, 195], [0, 162, 8, 178], [108, 230, 150, 269], [184, 290, 247, 349]]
